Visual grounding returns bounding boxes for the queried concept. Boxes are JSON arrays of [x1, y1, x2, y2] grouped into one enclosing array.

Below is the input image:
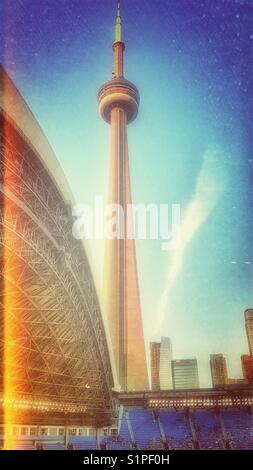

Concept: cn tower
[[98, 1, 148, 391]]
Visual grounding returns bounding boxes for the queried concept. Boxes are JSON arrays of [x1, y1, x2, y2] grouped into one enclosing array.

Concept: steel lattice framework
[[0, 69, 114, 425]]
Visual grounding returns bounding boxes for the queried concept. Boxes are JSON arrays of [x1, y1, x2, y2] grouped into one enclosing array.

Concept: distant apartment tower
[[245, 309, 253, 355], [159, 337, 173, 390], [227, 378, 247, 385], [150, 342, 160, 391], [150, 337, 173, 390], [210, 354, 228, 387], [172, 359, 200, 390], [241, 355, 253, 382]]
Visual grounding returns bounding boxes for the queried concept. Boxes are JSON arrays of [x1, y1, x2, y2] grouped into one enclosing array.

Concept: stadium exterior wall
[[0, 66, 116, 426]]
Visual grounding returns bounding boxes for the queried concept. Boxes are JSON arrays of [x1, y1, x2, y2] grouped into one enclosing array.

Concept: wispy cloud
[[155, 147, 227, 334]]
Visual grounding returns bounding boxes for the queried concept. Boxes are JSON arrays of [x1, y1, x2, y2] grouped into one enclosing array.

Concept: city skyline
[[1, 0, 252, 387], [150, 307, 253, 390]]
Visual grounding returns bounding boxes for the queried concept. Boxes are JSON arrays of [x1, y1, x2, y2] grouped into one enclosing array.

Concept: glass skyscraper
[[172, 359, 200, 390], [150, 337, 173, 390], [245, 309, 253, 356], [150, 342, 160, 391], [210, 354, 228, 387], [159, 337, 173, 390]]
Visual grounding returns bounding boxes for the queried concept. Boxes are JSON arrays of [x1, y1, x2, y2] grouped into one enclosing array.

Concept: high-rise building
[[150, 337, 173, 391], [172, 359, 200, 390], [241, 355, 253, 382], [150, 342, 160, 391], [159, 337, 173, 390], [210, 354, 228, 387], [245, 309, 253, 356], [98, 2, 148, 390], [227, 378, 247, 385]]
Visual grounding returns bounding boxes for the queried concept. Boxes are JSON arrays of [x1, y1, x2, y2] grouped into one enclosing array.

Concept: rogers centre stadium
[[0, 2, 253, 452]]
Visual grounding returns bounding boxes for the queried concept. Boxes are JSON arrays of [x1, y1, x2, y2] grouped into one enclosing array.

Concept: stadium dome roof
[[0, 66, 114, 424]]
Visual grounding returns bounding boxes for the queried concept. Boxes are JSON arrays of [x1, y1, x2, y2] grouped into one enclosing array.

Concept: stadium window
[[59, 428, 65, 436], [111, 428, 118, 436], [20, 427, 28, 436], [40, 428, 48, 436], [12, 427, 19, 436], [89, 428, 96, 436], [29, 427, 36, 436], [68, 428, 77, 436], [49, 428, 57, 436]]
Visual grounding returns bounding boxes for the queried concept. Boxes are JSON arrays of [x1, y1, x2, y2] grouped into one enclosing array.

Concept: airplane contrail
[[155, 147, 227, 334]]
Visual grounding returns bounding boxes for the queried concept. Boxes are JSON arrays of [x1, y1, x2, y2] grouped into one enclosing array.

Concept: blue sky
[[1, 0, 253, 386]]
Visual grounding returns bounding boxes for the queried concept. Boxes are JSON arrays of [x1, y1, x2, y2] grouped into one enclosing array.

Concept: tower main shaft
[[98, 2, 148, 391]]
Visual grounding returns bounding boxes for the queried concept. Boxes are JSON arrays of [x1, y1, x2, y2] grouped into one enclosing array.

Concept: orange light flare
[[3, 101, 22, 450], [1, 54, 28, 449]]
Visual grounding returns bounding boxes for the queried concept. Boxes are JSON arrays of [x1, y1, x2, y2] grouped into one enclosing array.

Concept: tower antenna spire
[[115, 0, 122, 42]]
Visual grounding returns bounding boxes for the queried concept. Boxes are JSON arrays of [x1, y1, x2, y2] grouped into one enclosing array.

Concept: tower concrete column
[[98, 2, 148, 390]]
